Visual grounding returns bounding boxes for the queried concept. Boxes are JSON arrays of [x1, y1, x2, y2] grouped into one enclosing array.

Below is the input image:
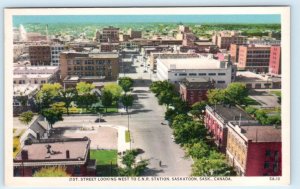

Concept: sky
[[13, 14, 281, 26]]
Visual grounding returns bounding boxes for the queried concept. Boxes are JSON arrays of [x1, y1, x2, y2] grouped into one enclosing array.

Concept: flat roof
[[241, 126, 281, 142], [185, 77, 209, 83], [158, 57, 223, 70], [13, 84, 40, 96], [14, 74, 53, 79], [14, 138, 90, 161], [207, 104, 254, 122]]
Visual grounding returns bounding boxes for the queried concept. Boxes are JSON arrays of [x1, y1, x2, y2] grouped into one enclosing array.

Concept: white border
[[4, 7, 290, 187]]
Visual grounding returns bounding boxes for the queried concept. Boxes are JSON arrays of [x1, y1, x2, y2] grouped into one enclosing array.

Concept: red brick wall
[[246, 142, 282, 176], [269, 46, 281, 75]]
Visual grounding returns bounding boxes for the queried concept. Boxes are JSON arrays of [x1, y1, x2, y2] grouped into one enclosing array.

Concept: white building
[[156, 56, 235, 88], [13, 66, 59, 85], [50, 44, 64, 66]]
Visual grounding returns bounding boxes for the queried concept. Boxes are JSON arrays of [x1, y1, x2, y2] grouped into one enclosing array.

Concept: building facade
[[13, 137, 96, 177], [60, 51, 119, 82], [29, 45, 51, 66], [226, 122, 281, 176], [129, 29, 142, 39], [97, 26, 119, 43], [269, 46, 281, 75], [156, 56, 235, 88], [238, 45, 271, 73], [179, 77, 214, 105], [212, 31, 247, 50], [50, 44, 65, 66]]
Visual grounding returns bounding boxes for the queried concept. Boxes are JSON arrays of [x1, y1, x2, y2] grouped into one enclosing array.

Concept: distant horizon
[[13, 15, 281, 26]]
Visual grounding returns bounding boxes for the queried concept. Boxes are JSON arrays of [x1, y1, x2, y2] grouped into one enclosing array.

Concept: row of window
[[174, 72, 227, 76], [68, 59, 112, 65], [67, 71, 111, 76]]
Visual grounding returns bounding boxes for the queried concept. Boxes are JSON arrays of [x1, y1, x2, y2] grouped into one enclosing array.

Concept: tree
[[172, 96, 189, 114], [186, 141, 210, 159], [254, 109, 269, 125], [267, 114, 281, 125], [189, 101, 207, 120], [76, 82, 95, 95], [19, 111, 34, 127], [103, 83, 123, 101], [118, 149, 149, 176], [33, 166, 70, 177], [101, 90, 113, 112], [76, 93, 98, 111], [158, 90, 175, 109], [118, 77, 134, 94], [59, 88, 76, 115], [35, 83, 62, 110], [172, 114, 192, 128], [41, 108, 63, 130], [225, 82, 248, 105], [150, 80, 175, 96], [245, 106, 258, 115], [173, 121, 207, 144], [164, 108, 177, 123], [207, 89, 226, 105], [120, 94, 134, 112]]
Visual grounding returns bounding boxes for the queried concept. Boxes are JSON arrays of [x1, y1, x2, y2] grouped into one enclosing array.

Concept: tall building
[[269, 46, 281, 75], [95, 26, 119, 43], [129, 29, 142, 39], [13, 137, 96, 177], [230, 43, 246, 63], [238, 45, 271, 73], [226, 122, 281, 176], [50, 44, 65, 66], [29, 45, 51, 66], [156, 56, 235, 88], [179, 77, 214, 105], [60, 51, 119, 84], [212, 31, 247, 50]]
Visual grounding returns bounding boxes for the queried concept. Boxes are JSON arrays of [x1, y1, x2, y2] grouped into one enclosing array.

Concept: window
[[179, 73, 187, 76], [198, 73, 206, 76], [189, 73, 197, 76], [265, 150, 271, 157], [264, 162, 270, 169], [208, 73, 216, 76], [217, 81, 225, 84], [274, 151, 279, 161], [218, 73, 226, 76]]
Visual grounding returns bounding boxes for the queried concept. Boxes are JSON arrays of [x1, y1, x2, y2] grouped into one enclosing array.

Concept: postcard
[[4, 7, 290, 186]]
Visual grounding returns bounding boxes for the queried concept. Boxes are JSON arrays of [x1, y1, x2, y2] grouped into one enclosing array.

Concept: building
[[119, 34, 130, 42], [230, 44, 247, 63], [13, 137, 96, 177], [13, 84, 40, 115], [96, 26, 119, 43], [156, 56, 235, 88], [212, 31, 247, 50], [182, 33, 196, 46], [238, 45, 271, 73], [13, 44, 27, 62], [60, 51, 119, 84], [129, 29, 142, 39], [235, 71, 281, 89], [248, 37, 281, 46], [269, 46, 281, 75], [179, 77, 214, 105], [29, 45, 51, 66], [149, 52, 200, 71], [50, 44, 65, 66], [13, 66, 59, 85], [100, 43, 119, 52], [205, 105, 257, 152], [226, 122, 281, 176]]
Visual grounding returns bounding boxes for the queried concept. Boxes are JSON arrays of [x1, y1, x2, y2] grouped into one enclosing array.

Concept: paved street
[[249, 89, 280, 108]]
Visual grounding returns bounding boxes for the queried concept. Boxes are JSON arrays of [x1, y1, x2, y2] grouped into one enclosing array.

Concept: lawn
[[89, 150, 118, 176], [67, 106, 118, 114], [125, 130, 131, 143], [243, 97, 261, 106], [270, 91, 281, 97]]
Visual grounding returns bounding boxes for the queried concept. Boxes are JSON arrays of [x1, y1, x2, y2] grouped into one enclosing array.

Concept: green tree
[[120, 94, 134, 112], [172, 114, 192, 128], [225, 82, 248, 105], [41, 108, 63, 130], [267, 114, 281, 125], [150, 80, 175, 96], [76, 82, 95, 95], [158, 91, 175, 109], [189, 101, 207, 120], [173, 121, 207, 144], [164, 108, 177, 123], [59, 88, 76, 115], [254, 109, 269, 125], [33, 166, 70, 177], [186, 141, 210, 159], [245, 106, 258, 115], [118, 150, 149, 176], [207, 89, 226, 105], [35, 83, 62, 110], [19, 111, 34, 127], [101, 90, 113, 113], [118, 77, 134, 94], [76, 93, 98, 111], [103, 83, 123, 101], [172, 96, 189, 114]]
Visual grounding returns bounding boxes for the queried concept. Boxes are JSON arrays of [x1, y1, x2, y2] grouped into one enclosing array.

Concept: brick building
[[204, 105, 257, 152], [13, 137, 96, 177], [230, 43, 246, 63], [129, 29, 142, 39], [269, 46, 281, 75], [179, 77, 214, 105], [226, 122, 281, 176], [237, 45, 271, 73], [212, 31, 247, 50], [97, 26, 119, 43], [60, 51, 119, 83], [100, 43, 119, 52], [29, 45, 51, 66]]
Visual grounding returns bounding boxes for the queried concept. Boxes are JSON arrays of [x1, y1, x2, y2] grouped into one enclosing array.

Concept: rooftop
[[14, 137, 90, 162], [236, 71, 281, 83], [13, 84, 40, 96], [207, 104, 254, 122], [158, 56, 225, 70], [241, 126, 281, 142]]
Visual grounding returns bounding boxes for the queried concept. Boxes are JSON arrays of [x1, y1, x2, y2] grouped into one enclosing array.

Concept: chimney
[[21, 150, 28, 160], [66, 150, 70, 159]]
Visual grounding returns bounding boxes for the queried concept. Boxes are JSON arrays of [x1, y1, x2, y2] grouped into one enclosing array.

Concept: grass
[[89, 150, 118, 176], [125, 130, 131, 143], [270, 91, 281, 97], [67, 106, 118, 114], [13, 137, 21, 158], [243, 97, 261, 106]]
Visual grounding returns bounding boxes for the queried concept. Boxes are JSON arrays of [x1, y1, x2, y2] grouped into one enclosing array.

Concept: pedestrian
[[159, 161, 162, 167]]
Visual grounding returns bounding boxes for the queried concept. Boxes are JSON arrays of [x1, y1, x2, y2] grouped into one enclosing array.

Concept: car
[[143, 70, 147, 73], [140, 64, 144, 67]]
